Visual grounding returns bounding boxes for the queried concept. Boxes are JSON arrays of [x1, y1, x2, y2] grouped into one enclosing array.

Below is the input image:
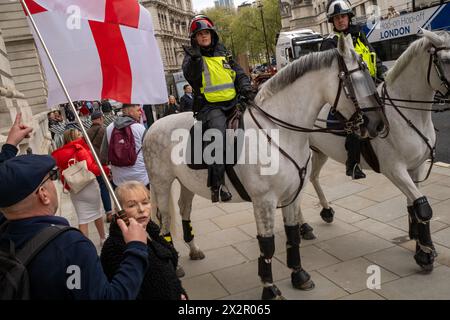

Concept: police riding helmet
[[326, 0, 354, 23], [189, 15, 219, 47], [189, 15, 215, 38]]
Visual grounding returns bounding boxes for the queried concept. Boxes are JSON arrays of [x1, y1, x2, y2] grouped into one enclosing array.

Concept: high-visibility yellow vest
[[201, 56, 237, 103], [335, 32, 377, 77], [354, 35, 377, 77]]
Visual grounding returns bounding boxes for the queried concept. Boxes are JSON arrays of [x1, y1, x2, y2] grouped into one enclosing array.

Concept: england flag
[[23, 0, 168, 106]]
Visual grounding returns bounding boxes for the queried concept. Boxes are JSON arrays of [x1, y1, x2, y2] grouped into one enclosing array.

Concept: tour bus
[[275, 29, 323, 70], [362, 2, 450, 68]]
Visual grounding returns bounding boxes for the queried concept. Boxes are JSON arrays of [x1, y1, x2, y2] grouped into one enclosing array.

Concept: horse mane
[[385, 31, 450, 84], [257, 49, 340, 102]]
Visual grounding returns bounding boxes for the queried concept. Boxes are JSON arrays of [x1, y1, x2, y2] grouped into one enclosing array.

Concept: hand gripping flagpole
[[21, 0, 123, 213]]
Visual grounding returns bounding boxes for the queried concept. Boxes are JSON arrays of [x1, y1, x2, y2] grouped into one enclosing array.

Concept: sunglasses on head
[[35, 167, 58, 194]]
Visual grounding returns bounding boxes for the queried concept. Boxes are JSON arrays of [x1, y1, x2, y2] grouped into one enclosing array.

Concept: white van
[[276, 29, 323, 71]]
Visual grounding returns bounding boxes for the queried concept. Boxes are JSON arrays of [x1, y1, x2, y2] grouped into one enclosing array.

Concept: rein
[[381, 82, 436, 183], [248, 105, 310, 209], [243, 54, 379, 208]]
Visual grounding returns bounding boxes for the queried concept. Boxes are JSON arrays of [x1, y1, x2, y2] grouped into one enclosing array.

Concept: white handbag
[[62, 158, 96, 194]]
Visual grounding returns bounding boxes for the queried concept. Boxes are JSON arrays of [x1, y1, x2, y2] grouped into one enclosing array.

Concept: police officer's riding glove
[[242, 89, 257, 103], [182, 45, 201, 59]]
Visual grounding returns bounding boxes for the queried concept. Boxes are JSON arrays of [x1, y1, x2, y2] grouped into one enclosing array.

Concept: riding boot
[[209, 164, 231, 202], [345, 133, 365, 179], [211, 185, 232, 203]]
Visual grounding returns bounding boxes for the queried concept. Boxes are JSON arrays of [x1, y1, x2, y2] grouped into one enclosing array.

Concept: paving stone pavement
[[58, 160, 450, 300]]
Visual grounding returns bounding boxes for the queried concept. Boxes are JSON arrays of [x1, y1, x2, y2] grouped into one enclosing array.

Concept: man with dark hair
[[87, 110, 112, 222], [179, 84, 194, 112]]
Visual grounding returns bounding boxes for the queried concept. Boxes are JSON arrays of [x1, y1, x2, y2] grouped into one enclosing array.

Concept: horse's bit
[[330, 54, 386, 134], [427, 45, 450, 99]]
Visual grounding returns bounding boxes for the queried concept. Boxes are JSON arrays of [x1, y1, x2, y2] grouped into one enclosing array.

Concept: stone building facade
[[279, 0, 418, 34], [0, 0, 52, 155], [140, 0, 194, 96], [0, 0, 195, 155]]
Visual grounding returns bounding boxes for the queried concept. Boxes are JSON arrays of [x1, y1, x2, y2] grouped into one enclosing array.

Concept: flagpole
[[21, 0, 123, 213]]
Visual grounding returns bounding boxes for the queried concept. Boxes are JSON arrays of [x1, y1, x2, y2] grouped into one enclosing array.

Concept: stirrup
[[219, 185, 232, 202], [350, 163, 365, 180]]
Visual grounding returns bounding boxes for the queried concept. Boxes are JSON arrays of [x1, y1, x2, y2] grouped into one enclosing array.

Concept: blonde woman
[[52, 128, 108, 246], [100, 181, 187, 300]]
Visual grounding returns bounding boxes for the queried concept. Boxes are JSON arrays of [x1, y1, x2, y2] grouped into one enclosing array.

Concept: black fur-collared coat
[[100, 220, 187, 300]]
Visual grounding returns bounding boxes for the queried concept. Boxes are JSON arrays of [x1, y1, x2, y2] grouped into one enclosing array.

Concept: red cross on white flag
[[23, 0, 168, 106]]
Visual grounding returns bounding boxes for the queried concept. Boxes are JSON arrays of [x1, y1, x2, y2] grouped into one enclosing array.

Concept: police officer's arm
[[229, 57, 252, 95], [182, 47, 203, 90]]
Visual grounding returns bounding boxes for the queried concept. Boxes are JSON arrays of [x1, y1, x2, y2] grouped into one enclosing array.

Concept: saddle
[[325, 109, 381, 173], [186, 106, 251, 201]]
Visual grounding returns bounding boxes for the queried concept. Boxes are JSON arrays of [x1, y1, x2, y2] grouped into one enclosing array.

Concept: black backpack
[[0, 224, 78, 300]]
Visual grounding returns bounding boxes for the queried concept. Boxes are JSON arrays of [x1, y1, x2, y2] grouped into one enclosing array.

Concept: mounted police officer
[[321, 0, 386, 179], [182, 15, 255, 203]]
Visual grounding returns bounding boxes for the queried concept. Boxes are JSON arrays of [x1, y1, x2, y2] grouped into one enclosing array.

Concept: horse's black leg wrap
[[417, 222, 434, 249], [407, 206, 419, 241], [257, 235, 275, 284], [409, 198, 437, 271], [285, 225, 301, 269], [163, 233, 173, 246], [182, 220, 194, 243], [414, 221, 437, 272], [413, 196, 432, 223], [285, 225, 314, 290]]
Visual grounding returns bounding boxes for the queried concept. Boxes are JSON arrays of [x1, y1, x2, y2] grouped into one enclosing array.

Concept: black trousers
[[345, 133, 361, 167], [200, 108, 228, 189]]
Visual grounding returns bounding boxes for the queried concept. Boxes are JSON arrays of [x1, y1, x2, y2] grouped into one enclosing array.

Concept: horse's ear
[[420, 28, 443, 47], [337, 34, 353, 57]]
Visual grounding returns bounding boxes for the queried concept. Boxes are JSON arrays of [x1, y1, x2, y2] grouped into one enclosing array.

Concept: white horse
[[303, 30, 450, 272], [143, 35, 387, 299]]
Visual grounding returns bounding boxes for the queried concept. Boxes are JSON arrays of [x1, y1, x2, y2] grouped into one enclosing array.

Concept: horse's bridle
[[329, 54, 387, 134], [379, 45, 450, 182], [427, 46, 450, 99], [246, 52, 385, 208]]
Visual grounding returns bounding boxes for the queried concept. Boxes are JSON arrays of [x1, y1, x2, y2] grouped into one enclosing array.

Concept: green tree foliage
[[202, 0, 281, 65]]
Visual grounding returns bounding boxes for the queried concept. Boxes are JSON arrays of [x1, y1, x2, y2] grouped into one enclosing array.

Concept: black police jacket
[[182, 42, 252, 116]]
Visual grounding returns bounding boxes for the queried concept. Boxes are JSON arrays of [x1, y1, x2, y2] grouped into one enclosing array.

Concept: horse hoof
[[176, 266, 185, 278], [189, 250, 206, 260], [291, 269, 315, 291], [300, 223, 316, 240], [414, 245, 437, 274], [420, 263, 434, 274], [261, 285, 285, 300], [320, 207, 334, 223]]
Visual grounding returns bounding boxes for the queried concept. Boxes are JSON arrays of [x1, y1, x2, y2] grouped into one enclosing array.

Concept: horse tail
[[168, 182, 178, 238], [150, 186, 159, 224], [151, 181, 178, 238]]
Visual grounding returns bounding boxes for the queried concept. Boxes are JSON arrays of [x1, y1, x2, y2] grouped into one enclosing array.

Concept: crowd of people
[[0, 104, 188, 300]]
